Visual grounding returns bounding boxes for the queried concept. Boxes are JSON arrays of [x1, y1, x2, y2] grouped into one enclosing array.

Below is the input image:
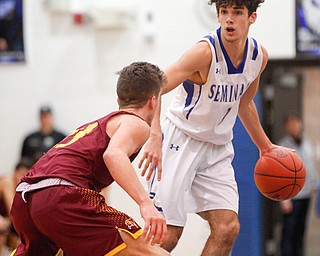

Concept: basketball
[[254, 148, 306, 201]]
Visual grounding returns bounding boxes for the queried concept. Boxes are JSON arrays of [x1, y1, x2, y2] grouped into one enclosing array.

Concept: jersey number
[[54, 122, 98, 148], [218, 107, 231, 125]]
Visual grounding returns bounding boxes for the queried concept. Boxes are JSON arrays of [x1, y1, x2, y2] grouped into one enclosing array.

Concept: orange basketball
[[254, 148, 306, 201]]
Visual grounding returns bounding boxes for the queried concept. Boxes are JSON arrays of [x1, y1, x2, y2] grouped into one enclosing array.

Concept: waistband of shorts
[[16, 178, 76, 202], [16, 178, 76, 192]]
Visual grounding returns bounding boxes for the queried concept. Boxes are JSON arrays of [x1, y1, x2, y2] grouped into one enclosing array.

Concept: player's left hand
[[140, 201, 167, 246], [139, 134, 163, 181], [260, 144, 295, 157]]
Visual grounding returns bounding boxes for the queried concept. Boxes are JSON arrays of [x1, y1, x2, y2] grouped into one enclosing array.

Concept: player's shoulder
[[193, 41, 212, 57], [249, 36, 268, 59], [115, 112, 148, 131], [118, 114, 150, 141], [260, 45, 269, 59], [197, 32, 216, 50], [259, 44, 269, 71], [248, 36, 268, 71], [183, 40, 212, 69], [122, 113, 148, 127]]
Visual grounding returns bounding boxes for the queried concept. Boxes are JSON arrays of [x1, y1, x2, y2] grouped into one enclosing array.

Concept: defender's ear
[[148, 95, 156, 110]]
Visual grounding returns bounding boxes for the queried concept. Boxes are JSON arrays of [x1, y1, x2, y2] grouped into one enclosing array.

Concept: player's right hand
[[139, 134, 163, 181]]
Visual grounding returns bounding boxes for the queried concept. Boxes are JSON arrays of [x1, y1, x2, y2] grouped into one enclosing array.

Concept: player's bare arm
[[238, 45, 274, 154], [139, 41, 212, 180], [163, 41, 212, 93], [104, 115, 167, 245]]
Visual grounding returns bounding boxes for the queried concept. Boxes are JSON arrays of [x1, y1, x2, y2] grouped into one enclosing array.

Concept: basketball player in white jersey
[[139, 0, 283, 255]]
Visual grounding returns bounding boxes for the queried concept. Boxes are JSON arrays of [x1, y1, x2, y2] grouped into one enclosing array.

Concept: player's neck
[[222, 37, 247, 68], [119, 108, 147, 123]]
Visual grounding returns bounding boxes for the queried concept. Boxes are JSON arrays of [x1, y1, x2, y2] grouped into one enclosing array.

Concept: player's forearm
[[105, 151, 151, 206], [238, 101, 273, 153]]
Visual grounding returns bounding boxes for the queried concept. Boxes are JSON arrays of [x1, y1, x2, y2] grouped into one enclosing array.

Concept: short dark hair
[[208, 0, 264, 16], [116, 62, 166, 108]]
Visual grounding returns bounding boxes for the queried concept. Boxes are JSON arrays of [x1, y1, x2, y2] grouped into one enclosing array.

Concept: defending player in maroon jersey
[[10, 62, 170, 256]]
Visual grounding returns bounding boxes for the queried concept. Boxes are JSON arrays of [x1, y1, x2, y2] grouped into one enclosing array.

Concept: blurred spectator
[[278, 112, 319, 256], [0, 215, 10, 256], [21, 106, 66, 165], [0, 158, 32, 254]]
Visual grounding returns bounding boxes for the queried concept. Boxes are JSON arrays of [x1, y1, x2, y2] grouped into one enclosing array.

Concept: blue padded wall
[[232, 93, 263, 256]]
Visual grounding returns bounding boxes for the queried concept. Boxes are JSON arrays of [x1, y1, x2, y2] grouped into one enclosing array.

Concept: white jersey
[[165, 28, 263, 145]]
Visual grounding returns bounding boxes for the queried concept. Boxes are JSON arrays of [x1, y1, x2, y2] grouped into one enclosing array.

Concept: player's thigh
[[116, 232, 170, 256], [190, 142, 239, 214], [11, 193, 61, 256], [31, 186, 142, 256], [160, 120, 209, 225]]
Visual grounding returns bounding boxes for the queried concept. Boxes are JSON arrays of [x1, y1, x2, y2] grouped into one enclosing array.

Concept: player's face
[[217, 5, 256, 43]]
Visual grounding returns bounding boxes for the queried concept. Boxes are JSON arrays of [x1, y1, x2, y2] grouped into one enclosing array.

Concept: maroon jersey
[[21, 111, 142, 192]]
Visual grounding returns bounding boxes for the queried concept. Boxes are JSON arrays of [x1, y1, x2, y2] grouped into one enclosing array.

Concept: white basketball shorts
[[148, 118, 239, 227]]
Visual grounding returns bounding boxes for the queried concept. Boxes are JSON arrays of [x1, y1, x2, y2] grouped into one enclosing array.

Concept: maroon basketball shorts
[[10, 186, 142, 256]]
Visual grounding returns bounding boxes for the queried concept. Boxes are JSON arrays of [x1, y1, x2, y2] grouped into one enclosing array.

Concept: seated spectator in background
[[0, 158, 32, 254], [278, 112, 319, 256], [21, 106, 66, 165]]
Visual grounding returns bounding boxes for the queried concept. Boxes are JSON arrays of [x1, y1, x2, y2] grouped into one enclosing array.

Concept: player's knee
[[213, 219, 240, 243], [161, 234, 180, 252], [161, 225, 183, 252], [147, 244, 171, 256], [228, 219, 240, 241]]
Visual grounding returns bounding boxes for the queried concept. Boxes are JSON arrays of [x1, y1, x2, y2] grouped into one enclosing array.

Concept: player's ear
[[117, 98, 120, 107], [148, 95, 156, 110], [217, 12, 221, 23], [249, 12, 257, 24]]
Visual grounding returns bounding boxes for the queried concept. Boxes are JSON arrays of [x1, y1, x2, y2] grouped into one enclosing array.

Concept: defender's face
[[217, 5, 256, 43]]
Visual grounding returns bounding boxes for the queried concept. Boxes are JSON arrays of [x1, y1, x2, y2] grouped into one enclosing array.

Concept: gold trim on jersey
[[104, 243, 127, 256], [55, 249, 62, 256], [104, 228, 143, 255], [117, 227, 143, 239]]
